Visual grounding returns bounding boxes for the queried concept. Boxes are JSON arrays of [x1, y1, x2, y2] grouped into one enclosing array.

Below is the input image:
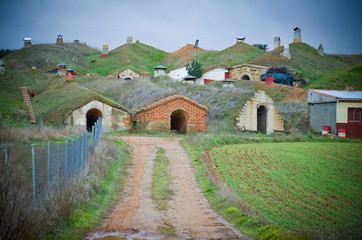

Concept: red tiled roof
[[136, 94, 207, 113]]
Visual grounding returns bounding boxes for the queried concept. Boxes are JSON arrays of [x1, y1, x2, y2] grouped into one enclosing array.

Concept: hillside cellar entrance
[[236, 91, 284, 134], [64, 100, 131, 133], [136, 94, 207, 134], [257, 106, 267, 134], [242, 75, 250, 80], [170, 109, 188, 133], [86, 108, 103, 131]]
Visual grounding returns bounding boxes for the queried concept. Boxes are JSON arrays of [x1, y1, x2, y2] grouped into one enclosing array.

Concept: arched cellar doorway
[[257, 105, 267, 134], [86, 108, 103, 131], [242, 74, 250, 80], [170, 109, 188, 134]]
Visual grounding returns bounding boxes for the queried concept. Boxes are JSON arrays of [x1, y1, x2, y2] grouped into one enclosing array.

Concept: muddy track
[[87, 137, 248, 240]]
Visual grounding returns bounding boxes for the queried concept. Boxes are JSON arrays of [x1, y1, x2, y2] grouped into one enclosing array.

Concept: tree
[[185, 60, 203, 78]]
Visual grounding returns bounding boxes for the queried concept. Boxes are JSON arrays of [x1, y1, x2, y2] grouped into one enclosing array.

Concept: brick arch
[[170, 109, 188, 133], [136, 94, 207, 134]]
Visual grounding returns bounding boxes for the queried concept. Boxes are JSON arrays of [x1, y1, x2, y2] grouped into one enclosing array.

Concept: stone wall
[[65, 100, 130, 132], [136, 95, 207, 133], [229, 64, 268, 81], [119, 69, 139, 79], [236, 91, 284, 134], [309, 102, 336, 134]]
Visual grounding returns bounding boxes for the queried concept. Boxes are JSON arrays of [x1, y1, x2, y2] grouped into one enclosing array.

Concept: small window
[[348, 108, 362, 122]]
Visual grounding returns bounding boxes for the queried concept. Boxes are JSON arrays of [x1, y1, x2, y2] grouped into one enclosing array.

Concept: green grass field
[[306, 64, 362, 90], [209, 142, 362, 239]]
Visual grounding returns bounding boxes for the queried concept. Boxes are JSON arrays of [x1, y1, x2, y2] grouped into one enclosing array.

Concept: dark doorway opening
[[257, 106, 267, 134], [86, 108, 102, 131], [170, 109, 188, 134], [242, 75, 250, 80]]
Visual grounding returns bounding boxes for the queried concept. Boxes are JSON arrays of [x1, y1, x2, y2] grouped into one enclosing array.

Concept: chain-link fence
[[0, 118, 103, 202]]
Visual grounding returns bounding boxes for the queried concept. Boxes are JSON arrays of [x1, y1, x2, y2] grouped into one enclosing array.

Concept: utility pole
[[194, 39, 199, 63]]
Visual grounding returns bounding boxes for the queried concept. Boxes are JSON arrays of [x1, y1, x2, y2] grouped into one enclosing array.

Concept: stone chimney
[[236, 37, 245, 43], [293, 27, 302, 43], [274, 37, 280, 49], [56, 34, 63, 44], [280, 45, 291, 59], [317, 44, 324, 56], [23, 37, 32, 47], [66, 68, 75, 81], [127, 36, 133, 44], [102, 45, 109, 57]]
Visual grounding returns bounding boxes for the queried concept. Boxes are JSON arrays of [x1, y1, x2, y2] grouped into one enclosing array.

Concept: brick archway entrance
[[86, 108, 102, 131], [170, 109, 188, 134]]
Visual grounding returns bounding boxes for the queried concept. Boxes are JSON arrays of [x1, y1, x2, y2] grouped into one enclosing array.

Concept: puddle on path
[[87, 231, 164, 240]]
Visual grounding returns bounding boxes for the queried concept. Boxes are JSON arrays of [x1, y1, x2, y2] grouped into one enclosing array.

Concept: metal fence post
[[78, 136, 83, 172], [64, 141, 68, 183], [31, 144, 36, 201], [56, 142, 60, 185], [92, 125, 95, 153], [47, 142, 50, 193], [75, 138, 79, 172], [3, 145, 8, 166]]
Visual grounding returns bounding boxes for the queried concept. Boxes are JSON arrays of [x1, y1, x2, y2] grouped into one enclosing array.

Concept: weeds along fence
[[0, 118, 103, 202]]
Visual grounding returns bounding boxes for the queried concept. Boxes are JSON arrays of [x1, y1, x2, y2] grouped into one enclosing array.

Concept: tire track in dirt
[[87, 136, 248, 240]]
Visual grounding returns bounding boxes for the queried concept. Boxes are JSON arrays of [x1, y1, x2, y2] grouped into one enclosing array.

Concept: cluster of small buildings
[[14, 30, 360, 138]]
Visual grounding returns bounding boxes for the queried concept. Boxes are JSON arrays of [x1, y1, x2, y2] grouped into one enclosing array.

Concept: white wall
[[167, 67, 188, 80], [199, 67, 227, 85]]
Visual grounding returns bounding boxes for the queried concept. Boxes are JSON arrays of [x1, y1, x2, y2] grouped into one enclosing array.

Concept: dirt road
[[87, 137, 248, 240]]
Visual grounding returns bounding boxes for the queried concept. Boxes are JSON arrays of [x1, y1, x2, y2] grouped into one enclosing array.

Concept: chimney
[[56, 34, 63, 44], [102, 45, 109, 57], [236, 37, 245, 43], [317, 44, 324, 56], [127, 36, 133, 44], [280, 45, 291, 59], [274, 37, 280, 49], [66, 68, 75, 81], [293, 27, 302, 43], [23, 37, 32, 47]]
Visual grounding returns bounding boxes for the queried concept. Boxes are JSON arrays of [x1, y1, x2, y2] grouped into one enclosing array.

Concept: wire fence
[[0, 118, 103, 202]]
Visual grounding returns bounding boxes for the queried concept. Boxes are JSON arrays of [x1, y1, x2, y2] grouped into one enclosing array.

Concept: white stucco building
[[199, 66, 228, 85], [167, 67, 188, 80]]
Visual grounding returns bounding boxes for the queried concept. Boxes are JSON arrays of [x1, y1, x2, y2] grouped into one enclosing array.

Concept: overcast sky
[[1, 0, 361, 54]]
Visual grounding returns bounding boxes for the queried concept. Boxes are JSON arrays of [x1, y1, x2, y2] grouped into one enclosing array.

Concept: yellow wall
[[336, 102, 362, 123]]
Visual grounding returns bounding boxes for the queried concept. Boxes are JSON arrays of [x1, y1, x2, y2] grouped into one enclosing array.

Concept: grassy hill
[[0, 69, 128, 127], [306, 64, 362, 90], [0, 69, 62, 126], [331, 54, 362, 66], [86, 42, 171, 76], [198, 42, 266, 69], [31, 80, 129, 125], [249, 43, 351, 84], [167, 43, 208, 68], [3, 43, 100, 74]]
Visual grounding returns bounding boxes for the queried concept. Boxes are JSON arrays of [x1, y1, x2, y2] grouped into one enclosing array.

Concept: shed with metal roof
[[308, 89, 362, 138]]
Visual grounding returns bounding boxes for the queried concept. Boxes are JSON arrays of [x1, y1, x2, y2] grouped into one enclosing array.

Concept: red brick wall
[[136, 98, 207, 133]]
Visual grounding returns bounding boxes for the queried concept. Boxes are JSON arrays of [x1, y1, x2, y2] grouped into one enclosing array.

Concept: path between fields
[[87, 136, 248, 240]]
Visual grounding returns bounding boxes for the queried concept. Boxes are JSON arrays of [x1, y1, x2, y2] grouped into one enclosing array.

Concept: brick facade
[[136, 94, 207, 133]]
